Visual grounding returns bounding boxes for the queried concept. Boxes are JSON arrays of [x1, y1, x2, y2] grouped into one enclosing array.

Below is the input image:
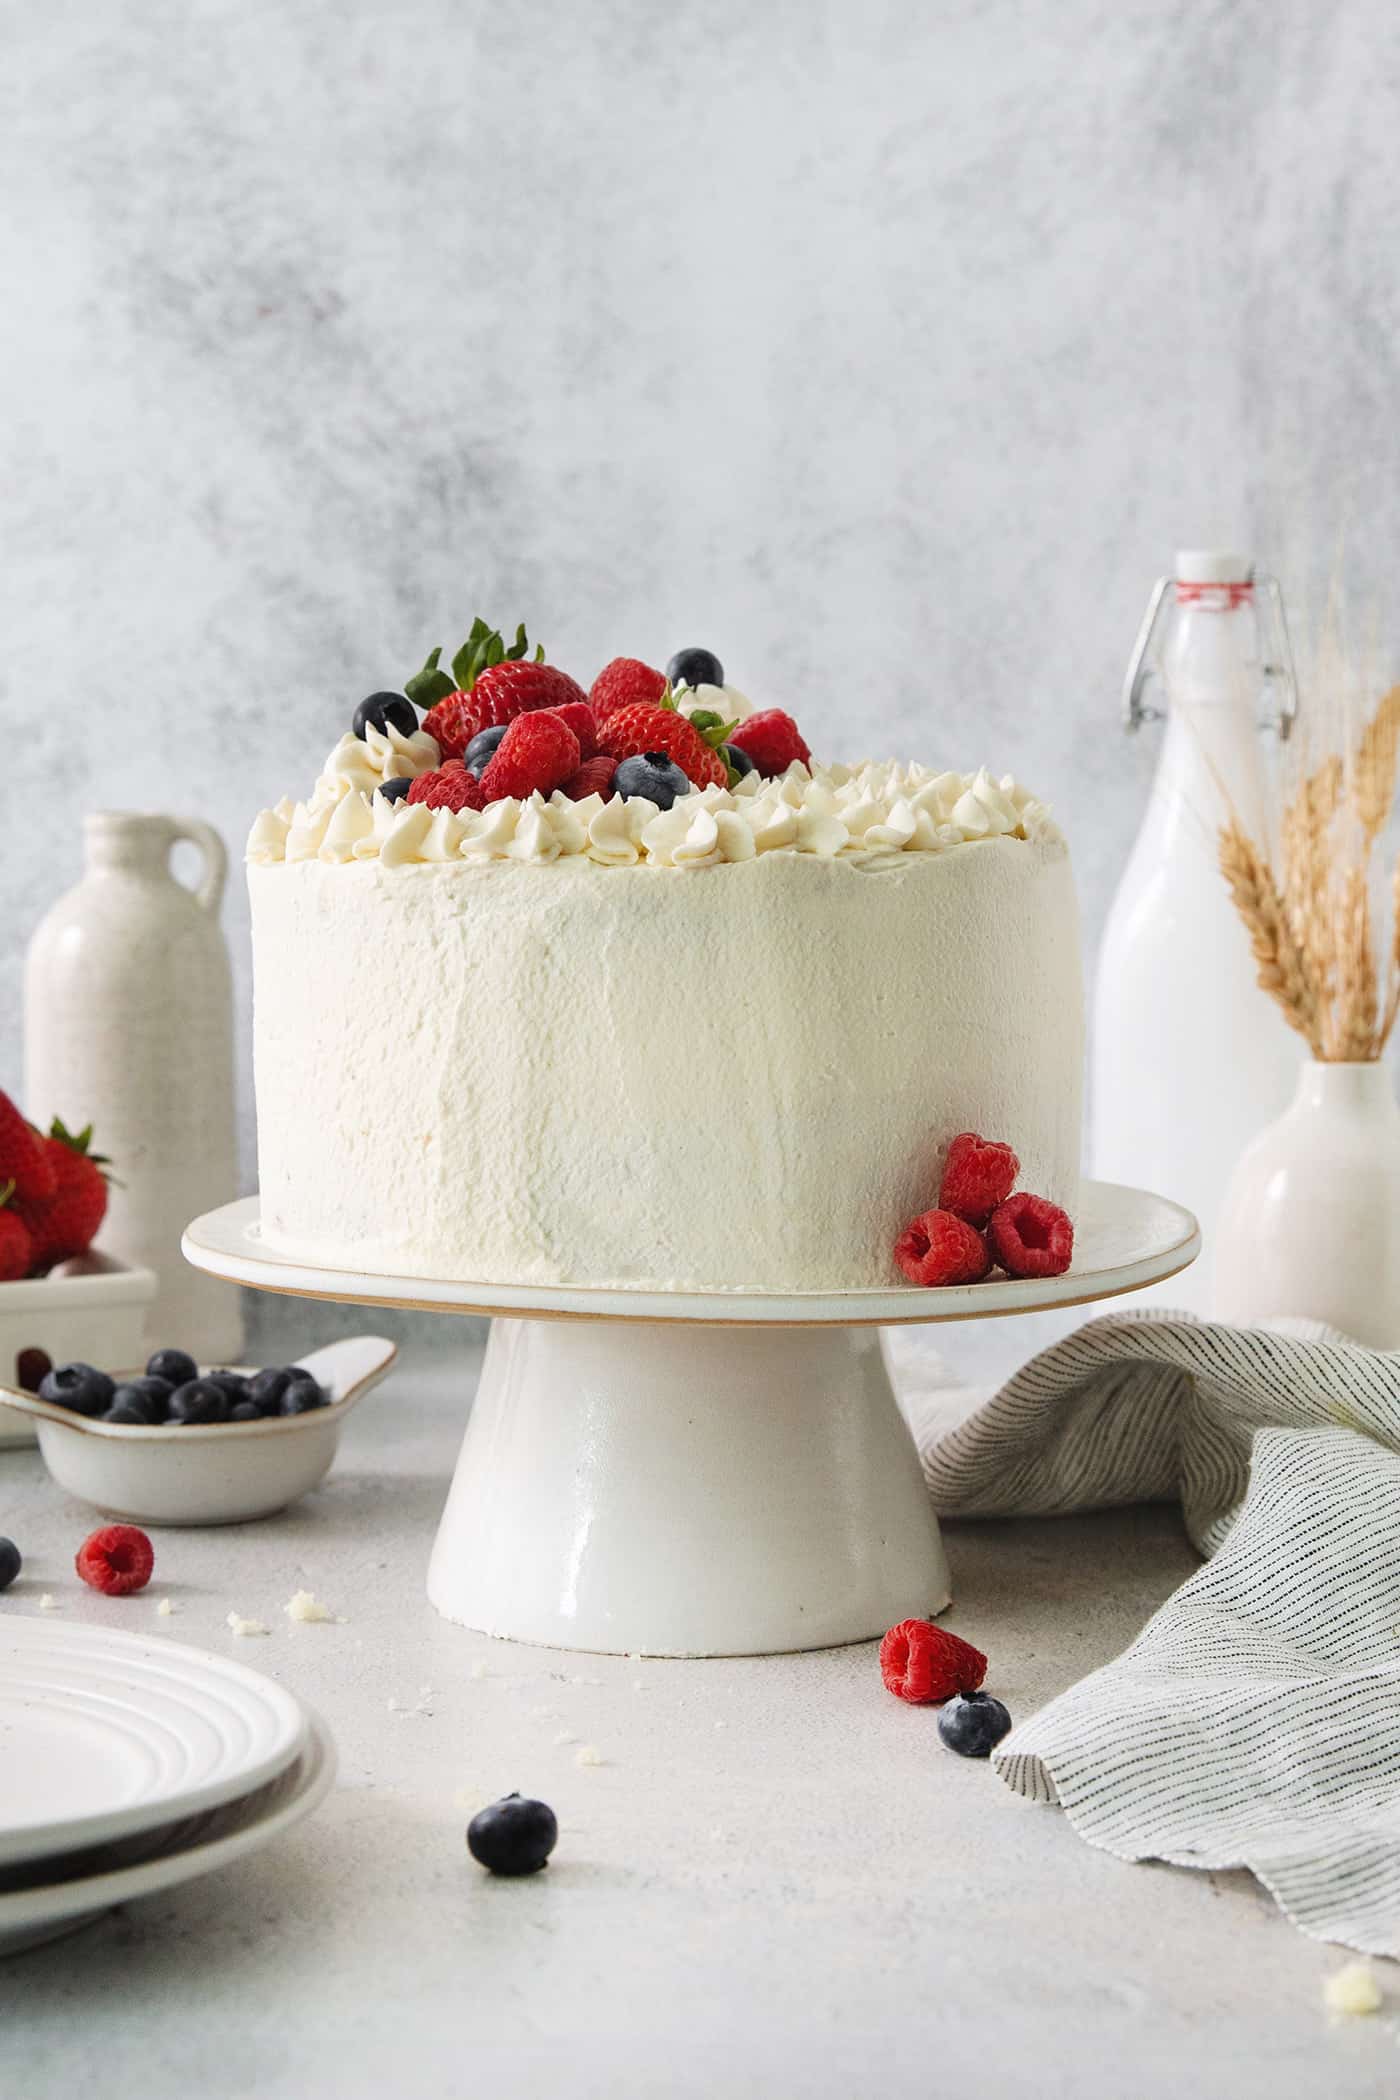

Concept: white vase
[[23, 812, 243, 1363], [1214, 1060, 1400, 1346]]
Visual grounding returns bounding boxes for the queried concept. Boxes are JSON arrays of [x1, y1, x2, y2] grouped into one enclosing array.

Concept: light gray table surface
[[4, 1319, 1397, 2099]]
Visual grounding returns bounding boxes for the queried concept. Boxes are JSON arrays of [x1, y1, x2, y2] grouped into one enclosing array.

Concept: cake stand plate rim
[[181, 1184, 1199, 1327]]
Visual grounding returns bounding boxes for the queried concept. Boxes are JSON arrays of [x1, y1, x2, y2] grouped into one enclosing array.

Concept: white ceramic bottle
[[24, 813, 243, 1362], [1091, 552, 1302, 1314]]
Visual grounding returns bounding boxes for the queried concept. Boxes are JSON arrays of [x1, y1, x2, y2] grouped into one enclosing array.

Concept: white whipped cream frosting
[[248, 756, 1058, 871]]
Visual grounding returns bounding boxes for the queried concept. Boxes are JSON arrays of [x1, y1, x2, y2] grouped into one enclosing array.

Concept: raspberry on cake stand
[[183, 1181, 1197, 1658]]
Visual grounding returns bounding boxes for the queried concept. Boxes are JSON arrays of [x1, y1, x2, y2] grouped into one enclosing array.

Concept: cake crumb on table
[[284, 1588, 341, 1624], [575, 1744, 604, 1768], [1324, 1963, 1383, 2017], [156, 1597, 175, 1615], [38, 1594, 58, 1610], [227, 1611, 271, 1637]]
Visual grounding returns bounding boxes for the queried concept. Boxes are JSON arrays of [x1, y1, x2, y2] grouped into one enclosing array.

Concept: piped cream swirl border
[[248, 745, 1059, 872]]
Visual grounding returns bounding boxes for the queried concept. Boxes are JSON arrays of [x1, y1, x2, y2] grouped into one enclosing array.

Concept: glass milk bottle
[[24, 812, 243, 1362], [1090, 552, 1302, 1315]]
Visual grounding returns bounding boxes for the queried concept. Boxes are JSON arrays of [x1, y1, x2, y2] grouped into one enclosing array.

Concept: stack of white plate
[[0, 1618, 334, 1955]]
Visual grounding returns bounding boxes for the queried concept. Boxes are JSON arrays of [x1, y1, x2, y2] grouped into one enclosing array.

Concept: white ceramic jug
[[23, 813, 243, 1362], [1215, 1061, 1400, 1346]]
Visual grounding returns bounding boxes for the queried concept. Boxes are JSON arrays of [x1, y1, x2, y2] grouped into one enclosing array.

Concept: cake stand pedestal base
[[427, 1319, 949, 1657], [181, 1185, 1200, 1659]]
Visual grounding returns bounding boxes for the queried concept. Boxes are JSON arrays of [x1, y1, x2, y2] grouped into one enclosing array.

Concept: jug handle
[[170, 818, 227, 914]]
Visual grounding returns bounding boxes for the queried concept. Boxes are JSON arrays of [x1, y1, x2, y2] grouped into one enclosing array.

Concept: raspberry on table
[[727, 708, 811, 777], [894, 1208, 991, 1286], [76, 1524, 155, 1596], [879, 1618, 988, 1704], [480, 711, 582, 802], [938, 1133, 1020, 1227], [988, 1192, 1074, 1278]]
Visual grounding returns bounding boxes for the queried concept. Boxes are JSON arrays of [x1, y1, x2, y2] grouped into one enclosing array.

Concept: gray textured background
[[4, 0, 1398, 1343]]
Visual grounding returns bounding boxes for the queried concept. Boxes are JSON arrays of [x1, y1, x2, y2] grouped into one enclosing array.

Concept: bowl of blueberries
[[0, 1335, 396, 1524]]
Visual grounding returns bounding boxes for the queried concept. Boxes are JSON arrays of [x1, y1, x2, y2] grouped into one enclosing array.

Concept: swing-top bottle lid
[[1174, 549, 1252, 585]]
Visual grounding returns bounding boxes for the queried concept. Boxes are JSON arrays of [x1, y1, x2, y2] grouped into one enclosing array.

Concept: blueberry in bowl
[[2, 1339, 397, 1525]]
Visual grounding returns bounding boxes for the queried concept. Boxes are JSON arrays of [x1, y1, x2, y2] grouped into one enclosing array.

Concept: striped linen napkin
[[889, 1310, 1400, 1956]]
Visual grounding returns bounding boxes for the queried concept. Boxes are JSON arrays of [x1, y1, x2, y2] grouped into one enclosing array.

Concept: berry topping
[[0, 1090, 56, 1206], [879, 1619, 988, 1705], [167, 1377, 230, 1425], [590, 657, 669, 722], [666, 647, 724, 690], [894, 1209, 992, 1287], [76, 1523, 154, 1596], [14, 1121, 110, 1270], [548, 699, 599, 760], [39, 1362, 115, 1417], [467, 1793, 558, 1876], [147, 1347, 198, 1388], [613, 752, 692, 809], [598, 700, 729, 790], [0, 1537, 21, 1592], [353, 691, 417, 742], [279, 1375, 328, 1414], [479, 711, 582, 803], [728, 709, 811, 778], [988, 1192, 1074, 1278], [406, 767, 488, 814], [378, 777, 414, 805], [412, 620, 587, 759], [464, 725, 509, 774], [560, 755, 619, 802], [722, 743, 754, 780], [938, 1133, 1021, 1228], [0, 1202, 32, 1282], [937, 1690, 1013, 1759]]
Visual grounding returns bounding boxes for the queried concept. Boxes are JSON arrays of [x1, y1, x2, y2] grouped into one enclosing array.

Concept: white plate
[[182, 1183, 1200, 1326], [0, 1618, 307, 1869], [0, 1709, 335, 1957]]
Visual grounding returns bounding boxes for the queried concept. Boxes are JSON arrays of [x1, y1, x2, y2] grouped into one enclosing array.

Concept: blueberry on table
[[937, 1690, 1013, 1759], [167, 1378, 230, 1425], [464, 725, 508, 774], [39, 1363, 115, 1417], [353, 691, 418, 742], [378, 777, 414, 805], [147, 1348, 198, 1388], [614, 753, 692, 810], [0, 1537, 20, 1592], [666, 647, 724, 691], [467, 1794, 558, 1876], [278, 1376, 328, 1415]]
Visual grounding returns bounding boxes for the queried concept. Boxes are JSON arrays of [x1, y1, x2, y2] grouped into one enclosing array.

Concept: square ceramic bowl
[[0, 1256, 159, 1448], [0, 1336, 396, 1524]]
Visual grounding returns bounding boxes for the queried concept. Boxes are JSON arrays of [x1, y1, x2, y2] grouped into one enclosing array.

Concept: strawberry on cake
[[246, 621, 1083, 1293]]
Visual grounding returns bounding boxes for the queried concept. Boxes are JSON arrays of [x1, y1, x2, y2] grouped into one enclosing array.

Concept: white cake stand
[[182, 1182, 1197, 1658]]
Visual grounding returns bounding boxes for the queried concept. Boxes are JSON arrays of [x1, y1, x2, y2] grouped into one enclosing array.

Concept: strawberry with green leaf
[[409, 619, 588, 760], [16, 1119, 113, 1270]]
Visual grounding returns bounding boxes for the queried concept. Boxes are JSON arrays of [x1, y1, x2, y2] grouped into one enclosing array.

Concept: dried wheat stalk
[[1220, 681, 1400, 1062]]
